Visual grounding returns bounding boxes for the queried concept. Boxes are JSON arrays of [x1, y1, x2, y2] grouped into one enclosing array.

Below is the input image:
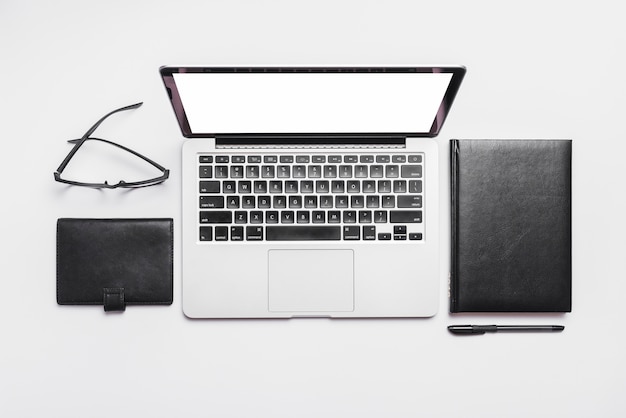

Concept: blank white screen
[[173, 72, 453, 134]]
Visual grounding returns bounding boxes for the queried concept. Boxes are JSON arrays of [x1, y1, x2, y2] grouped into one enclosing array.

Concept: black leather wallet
[[57, 218, 174, 311]]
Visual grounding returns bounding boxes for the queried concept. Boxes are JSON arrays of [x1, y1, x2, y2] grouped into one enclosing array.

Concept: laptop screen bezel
[[159, 66, 466, 141]]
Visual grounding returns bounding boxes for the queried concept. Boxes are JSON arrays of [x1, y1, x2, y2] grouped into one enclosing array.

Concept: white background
[[1, 1, 624, 417]]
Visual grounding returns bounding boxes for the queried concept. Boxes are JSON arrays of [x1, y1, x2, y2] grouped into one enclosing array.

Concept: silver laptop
[[160, 66, 465, 318]]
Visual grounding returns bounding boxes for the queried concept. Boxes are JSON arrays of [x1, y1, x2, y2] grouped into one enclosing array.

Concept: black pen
[[448, 325, 565, 335]]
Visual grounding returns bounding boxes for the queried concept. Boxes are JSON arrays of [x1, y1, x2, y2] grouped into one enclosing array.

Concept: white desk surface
[[1, 1, 625, 417]]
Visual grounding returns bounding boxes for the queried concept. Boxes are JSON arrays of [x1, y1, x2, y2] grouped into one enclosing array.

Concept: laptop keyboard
[[197, 153, 424, 242]]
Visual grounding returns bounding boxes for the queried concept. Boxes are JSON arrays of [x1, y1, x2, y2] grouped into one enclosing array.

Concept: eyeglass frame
[[53, 102, 170, 189]]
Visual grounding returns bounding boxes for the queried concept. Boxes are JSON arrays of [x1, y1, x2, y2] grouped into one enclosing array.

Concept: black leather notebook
[[57, 218, 174, 311], [450, 140, 571, 312]]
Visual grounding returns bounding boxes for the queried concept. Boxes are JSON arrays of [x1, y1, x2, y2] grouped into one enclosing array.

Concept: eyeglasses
[[54, 102, 169, 189]]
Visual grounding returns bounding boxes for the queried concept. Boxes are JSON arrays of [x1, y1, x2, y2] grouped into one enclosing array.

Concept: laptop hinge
[[214, 135, 406, 147]]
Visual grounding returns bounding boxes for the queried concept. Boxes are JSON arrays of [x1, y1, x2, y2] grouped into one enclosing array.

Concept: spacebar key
[[266, 226, 341, 241]]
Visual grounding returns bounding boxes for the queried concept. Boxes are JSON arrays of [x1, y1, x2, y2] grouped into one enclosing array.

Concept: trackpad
[[268, 249, 354, 312]]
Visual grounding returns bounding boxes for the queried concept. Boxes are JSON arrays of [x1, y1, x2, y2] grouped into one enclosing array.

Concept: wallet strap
[[103, 288, 126, 312]]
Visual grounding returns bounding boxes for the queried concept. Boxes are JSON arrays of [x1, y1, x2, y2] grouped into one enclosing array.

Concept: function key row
[[199, 154, 423, 164]]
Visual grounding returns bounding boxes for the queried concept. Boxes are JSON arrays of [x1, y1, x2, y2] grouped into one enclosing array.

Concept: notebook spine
[[449, 139, 460, 313]]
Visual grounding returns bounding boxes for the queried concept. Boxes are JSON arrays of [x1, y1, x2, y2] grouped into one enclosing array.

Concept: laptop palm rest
[[268, 249, 354, 313]]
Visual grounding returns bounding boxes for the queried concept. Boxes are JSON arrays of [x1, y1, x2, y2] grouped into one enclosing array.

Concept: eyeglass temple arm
[[55, 102, 143, 174]]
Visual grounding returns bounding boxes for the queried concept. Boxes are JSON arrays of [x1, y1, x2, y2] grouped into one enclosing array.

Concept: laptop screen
[[160, 67, 465, 139]]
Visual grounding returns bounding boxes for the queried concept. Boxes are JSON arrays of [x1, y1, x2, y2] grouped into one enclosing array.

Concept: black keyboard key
[[297, 211, 310, 223], [227, 196, 240, 208], [254, 180, 267, 193], [246, 226, 263, 241], [312, 155, 326, 163], [360, 155, 374, 163], [312, 211, 325, 223], [199, 181, 220, 194], [285, 180, 298, 193], [347, 181, 360, 193], [238, 181, 252, 194], [355, 165, 368, 178], [363, 226, 376, 240], [199, 156, 213, 163], [281, 211, 295, 223], [214, 166, 228, 178], [359, 210, 372, 223], [324, 165, 337, 178], [382, 195, 395, 208], [246, 166, 260, 178], [199, 226, 212, 241], [374, 211, 387, 223], [280, 155, 294, 163], [264, 155, 278, 163], [215, 226, 228, 241], [385, 165, 399, 178], [242, 195, 255, 208], [331, 180, 344, 193], [376, 155, 390, 163], [288, 196, 302, 208], [277, 165, 291, 178], [409, 180, 422, 193], [408, 155, 422, 163], [378, 180, 391, 193], [362, 180, 376, 193], [266, 211, 279, 223], [392, 155, 406, 163], [394, 225, 407, 235], [269, 181, 282, 193], [262, 166, 275, 178], [266, 226, 341, 241], [230, 226, 244, 241], [409, 233, 423, 240], [300, 180, 314, 193], [215, 156, 229, 163], [308, 165, 322, 178], [293, 165, 306, 178], [328, 211, 341, 223], [273, 195, 286, 209], [223, 181, 236, 193], [351, 195, 364, 208], [344, 155, 358, 163], [296, 155, 309, 163], [316, 180, 329, 193], [250, 211, 263, 224], [304, 196, 318, 208], [234, 211, 247, 224], [199, 196, 224, 208], [328, 155, 342, 163], [343, 211, 356, 223], [397, 195, 422, 208], [232, 156, 245, 163], [199, 211, 232, 223], [370, 165, 384, 178], [366, 195, 379, 208], [401, 165, 422, 178], [390, 210, 422, 223], [258, 195, 271, 208], [378, 233, 391, 240], [199, 166, 212, 178], [343, 226, 360, 240], [393, 180, 407, 193], [248, 155, 262, 163]]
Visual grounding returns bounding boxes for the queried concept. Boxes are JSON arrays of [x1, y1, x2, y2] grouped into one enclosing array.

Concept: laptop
[[160, 66, 465, 318]]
